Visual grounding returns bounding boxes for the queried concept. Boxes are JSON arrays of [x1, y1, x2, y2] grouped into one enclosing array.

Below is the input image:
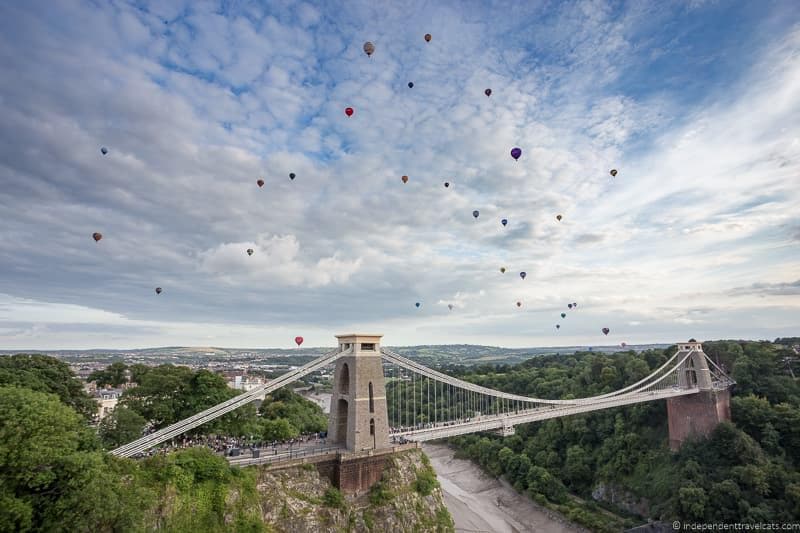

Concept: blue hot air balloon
[[472, 210, 479, 219], [501, 218, 508, 227], [415, 302, 421, 308]]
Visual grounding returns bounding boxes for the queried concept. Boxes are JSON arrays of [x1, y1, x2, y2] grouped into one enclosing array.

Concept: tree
[[87, 361, 129, 387], [0, 354, 97, 419], [261, 418, 298, 442], [98, 406, 147, 448]]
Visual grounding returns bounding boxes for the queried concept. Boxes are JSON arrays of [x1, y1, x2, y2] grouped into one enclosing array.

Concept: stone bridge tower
[[667, 340, 731, 450], [327, 334, 390, 452]]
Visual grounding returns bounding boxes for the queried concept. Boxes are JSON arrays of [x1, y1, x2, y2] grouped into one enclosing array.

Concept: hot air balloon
[[408, 82, 414, 88], [401, 175, 409, 184], [485, 88, 492, 97], [621, 342, 627, 348], [500, 267, 506, 273], [295, 336, 304, 347], [602, 327, 610, 335], [448, 304, 454, 311], [510, 147, 522, 160], [501, 218, 508, 227], [155, 287, 162, 294], [247, 249, 254, 256], [92, 232, 102, 242], [257, 179, 264, 187], [415, 302, 421, 308], [610, 169, 618, 177], [345, 107, 354, 117], [573, 302, 577, 307], [561, 313, 566, 318], [568, 303, 573, 309], [556, 324, 560, 329], [516, 301, 522, 307], [556, 214, 563, 221], [519, 272, 526, 280], [472, 210, 479, 219], [289, 172, 296, 180], [363, 41, 375, 57], [424, 33, 432, 42], [100, 147, 108, 155], [444, 182, 450, 188]]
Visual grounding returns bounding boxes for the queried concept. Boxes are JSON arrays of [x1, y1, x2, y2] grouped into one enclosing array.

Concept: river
[[423, 443, 585, 533]]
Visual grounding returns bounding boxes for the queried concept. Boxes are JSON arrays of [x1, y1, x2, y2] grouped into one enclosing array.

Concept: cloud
[[728, 280, 800, 297]]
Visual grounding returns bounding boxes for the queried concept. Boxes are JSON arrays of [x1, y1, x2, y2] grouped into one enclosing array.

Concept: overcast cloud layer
[[1, 0, 798, 350]]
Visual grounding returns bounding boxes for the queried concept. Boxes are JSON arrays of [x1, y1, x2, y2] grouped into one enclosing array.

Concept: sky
[[0, 0, 798, 350]]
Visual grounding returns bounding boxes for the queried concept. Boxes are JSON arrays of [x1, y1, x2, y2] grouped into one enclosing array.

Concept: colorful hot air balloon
[[568, 303, 573, 309], [401, 175, 409, 184], [363, 41, 375, 57], [295, 336, 304, 347], [516, 301, 522, 308], [424, 33, 432, 42], [561, 313, 566, 318], [257, 179, 264, 187], [556, 214, 563, 221], [610, 169, 618, 177], [345, 107, 354, 117], [444, 182, 450, 188], [92, 232, 102, 242], [247, 249, 254, 256], [289, 172, 296, 180], [155, 287, 162, 294], [500, 267, 506, 273], [408, 82, 414, 88], [100, 147, 108, 155], [448, 304, 454, 311], [510, 147, 522, 160], [415, 302, 421, 308], [472, 210, 479, 219], [602, 327, 610, 335], [519, 272, 526, 280], [485, 88, 492, 97]]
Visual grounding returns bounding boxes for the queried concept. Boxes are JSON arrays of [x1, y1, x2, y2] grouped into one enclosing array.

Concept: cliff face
[[255, 448, 454, 533]]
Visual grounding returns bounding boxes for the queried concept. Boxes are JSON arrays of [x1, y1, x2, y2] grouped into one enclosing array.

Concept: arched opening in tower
[[339, 362, 350, 395], [335, 398, 348, 445]]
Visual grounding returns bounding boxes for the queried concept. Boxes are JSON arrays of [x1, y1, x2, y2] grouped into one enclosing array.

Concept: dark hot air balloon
[[556, 324, 560, 329], [519, 272, 526, 280], [100, 147, 108, 155], [155, 287, 162, 294], [424, 33, 432, 42], [92, 232, 102, 242], [485, 88, 492, 97], [472, 210, 479, 219], [500, 267, 506, 273], [247, 248, 254, 256], [561, 313, 566, 318], [516, 301, 522, 308], [568, 303, 573, 309], [610, 169, 618, 177], [401, 175, 408, 184], [415, 302, 421, 308], [501, 218, 508, 227], [556, 214, 562, 221], [444, 182, 450, 188], [510, 147, 521, 160], [408, 82, 414, 88], [448, 304, 454, 311], [289, 172, 296, 180], [363, 41, 375, 57], [345, 107, 354, 117], [257, 179, 264, 187], [602, 327, 610, 335], [573, 302, 577, 307], [621, 342, 627, 348], [295, 336, 304, 347]]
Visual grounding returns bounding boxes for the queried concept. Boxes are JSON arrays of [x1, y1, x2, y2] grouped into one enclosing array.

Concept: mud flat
[[423, 443, 586, 533]]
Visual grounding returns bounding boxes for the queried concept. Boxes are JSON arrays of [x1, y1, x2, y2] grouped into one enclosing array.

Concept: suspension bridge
[[110, 334, 734, 461]]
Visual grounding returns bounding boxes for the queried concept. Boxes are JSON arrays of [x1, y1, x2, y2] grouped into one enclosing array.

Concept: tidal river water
[[423, 443, 586, 533]]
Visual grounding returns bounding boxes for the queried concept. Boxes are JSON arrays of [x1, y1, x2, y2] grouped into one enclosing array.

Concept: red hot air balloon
[[345, 107, 354, 117], [602, 327, 610, 335], [257, 179, 264, 187], [363, 41, 375, 57], [92, 232, 102, 242], [401, 175, 408, 184], [424, 33, 432, 42], [295, 336, 304, 347]]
